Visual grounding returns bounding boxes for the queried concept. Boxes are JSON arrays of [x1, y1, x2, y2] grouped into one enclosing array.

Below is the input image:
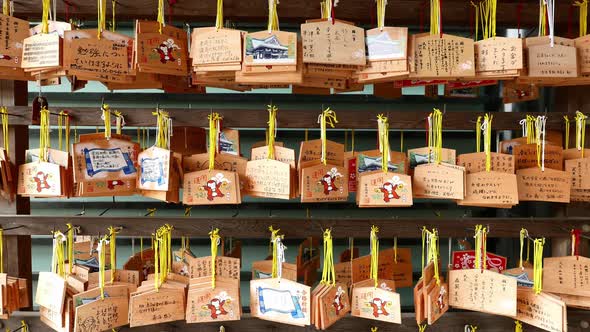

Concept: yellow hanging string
[[470, 325, 479, 332], [20, 321, 27, 332], [564, 115, 570, 150], [39, 107, 50, 163], [575, 111, 587, 158], [351, 129, 355, 152], [97, 0, 107, 38], [57, 111, 64, 151], [421, 226, 428, 279], [474, 225, 487, 270], [184, 207, 192, 217], [475, 115, 482, 152], [157, 0, 165, 34], [140, 237, 144, 261], [418, 324, 427, 332], [377, 114, 389, 173], [41, 0, 50, 34], [215, 0, 224, 30], [114, 111, 123, 135], [208, 113, 222, 170], [429, 109, 443, 164], [376, 0, 387, 30], [399, 130, 403, 152], [267, 0, 280, 32], [519, 228, 527, 269], [0, 107, 8, 154], [321, 0, 328, 19], [269, 226, 282, 278], [370, 226, 379, 289], [0, 229, 3, 274], [111, 0, 116, 31], [575, 0, 588, 37], [539, 0, 547, 36], [533, 237, 545, 294], [371, 328, 378, 332], [471, 1, 479, 41], [66, 224, 74, 275], [320, 229, 336, 286], [483, 114, 493, 172], [267, 104, 278, 160], [153, 231, 160, 291], [319, 108, 338, 165], [209, 228, 220, 289], [102, 104, 111, 139], [430, 0, 441, 35], [52, 232, 66, 278], [393, 237, 398, 263], [2, 0, 8, 16], [429, 229, 440, 285], [166, 225, 172, 275], [98, 236, 107, 299], [108, 226, 119, 284], [153, 109, 170, 149], [515, 321, 523, 332]]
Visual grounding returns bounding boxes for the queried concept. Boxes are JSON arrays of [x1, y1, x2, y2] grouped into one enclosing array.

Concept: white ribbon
[[544, 0, 555, 47], [51, 232, 66, 274], [318, 114, 327, 164], [97, 238, 109, 289], [535, 116, 547, 171], [576, 111, 587, 151], [519, 118, 527, 138], [273, 237, 286, 279]]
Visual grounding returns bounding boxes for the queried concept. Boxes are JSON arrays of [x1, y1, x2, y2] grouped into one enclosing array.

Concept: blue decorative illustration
[[84, 147, 136, 177], [258, 287, 304, 318], [140, 157, 165, 186]]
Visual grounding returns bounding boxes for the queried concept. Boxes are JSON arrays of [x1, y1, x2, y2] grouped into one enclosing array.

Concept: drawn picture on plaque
[[332, 286, 346, 315], [152, 38, 181, 64], [357, 154, 401, 173], [203, 172, 231, 201], [140, 157, 165, 185], [319, 167, 343, 195], [366, 28, 407, 61], [203, 291, 234, 319], [378, 175, 406, 202], [256, 287, 305, 318], [245, 33, 296, 64], [85, 148, 136, 177]]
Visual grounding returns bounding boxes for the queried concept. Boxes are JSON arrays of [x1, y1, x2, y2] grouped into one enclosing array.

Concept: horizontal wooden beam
[[4, 310, 590, 331], [3, 106, 569, 130], [0, 216, 585, 238], [11, 0, 575, 32]]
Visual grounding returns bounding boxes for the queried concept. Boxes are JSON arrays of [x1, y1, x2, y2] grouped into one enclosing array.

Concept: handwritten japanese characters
[[301, 20, 366, 65]]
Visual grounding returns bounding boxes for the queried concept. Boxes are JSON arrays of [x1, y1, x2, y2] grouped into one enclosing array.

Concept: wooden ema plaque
[[452, 250, 508, 273], [135, 21, 188, 76], [72, 136, 139, 197], [413, 163, 465, 200], [138, 146, 171, 191], [458, 171, 519, 208], [503, 81, 540, 103], [252, 260, 298, 281], [357, 171, 413, 207], [129, 287, 185, 327], [366, 27, 407, 61], [449, 269, 517, 317], [357, 150, 408, 175], [500, 135, 562, 155], [17, 161, 62, 197], [0, 14, 30, 68], [527, 41, 578, 78], [412, 34, 475, 78], [250, 278, 311, 326], [457, 152, 515, 174], [516, 287, 567, 332], [311, 283, 350, 330], [351, 248, 413, 288], [407, 147, 456, 170], [182, 152, 247, 190], [301, 20, 365, 66], [300, 164, 348, 202], [187, 256, 241, 281], [351, 282, 401, 324], [565, 158, 590, 189], [36, 272, 66, 314], [186, 276, 240, 323], [74, 295, 129, 332], [183, 169, 241, 205], [251, 146, 295, 169], [543, 256, 590, 297], [244, 31, 297, 66], [475, 37, 523, 73], [513, 144, 563, 171], [21, 33, 61, 69], [575, 34, 590, 75], [516, 167, 571, 203], [245, 159, 290, 199], [298, 139, 345, 170], [191, 27, 242, 66]]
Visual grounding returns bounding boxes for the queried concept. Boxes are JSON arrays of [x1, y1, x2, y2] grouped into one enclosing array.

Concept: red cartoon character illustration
[[32, 171, 51, 192], [369, 298, 389, 317], [107, 180, 124, 190], [319, 167, 342, 195], [0, 54, 11, 61], [332, 286, 345, 315], [437, 285, 447, 311], [153, 38, 180, 64], [202, 291, 232, 319], [202, 173, 230, 201], [378, 175, 405, 202]]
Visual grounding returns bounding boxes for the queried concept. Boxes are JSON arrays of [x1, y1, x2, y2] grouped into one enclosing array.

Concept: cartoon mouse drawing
[[153, 39, 180, 64], [206, 298, 228, 319], [378, 175, 405, 202], [319, 167, 342, 195], [332, 287, 345, 315], [369, 298, 389, 317], [33, 171, 50, 192], [202, 173, 231, 201]]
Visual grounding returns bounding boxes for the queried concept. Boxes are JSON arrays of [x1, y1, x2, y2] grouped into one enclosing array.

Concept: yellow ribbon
[[428, 109, 443, 164], [475, 116, 482, 152], [267, 0, 280, 32], [184, 207, 192, 217], [319, 108, 338, 165], [97, 0, 107, 38], [0, 229, 3, 274], [519, 228, 527, 269], [564, 115, 570, 150], [418, 324, 427, 332], [157, 0, 165, 34], [66, 224, 74, 275], [269, 226, 283, 278], [377, 114, 389, 173], [267, 105, 278, 160], [57, 111, 64, 151], [371, 328, 378, 332], [515, 321, 523, 332], [39, 107, 51, 163], [469, 325, 478, 332], [2, 0, 8, 16], [525, 115, 534, 144], [215, 0, 224, 30], [421, 226, 428, 279], [209, 228, 220, 289], [474, 225, 487, 270], [111, 0, 116, 31], [429, 229, 440, 285], [0, 107, 8, 154], [108, 226, 119, 284], [539, 0, 547, 37], [153, 109, 171, 149], [575, 0, 588, 37], [320, 229, 335, 286], [208, 113, 222, 171], [483, 114, 493, 172], [52, 231, 66, 278], [153, 231, 160, 291], [399, 130, 403, 152], [533, 237, 545, 295], [99, 236, 107, 299], [430, 0, 441, 35], [41, 0, 50, 34], [393, 237, 398, 263], [20, 321, 27, 332], [370, 225, 379, 288], [102, 104, 112, 139], [575, 111, 587, 158], [376, 0, 387, 30], [114, 111, 123, 135]]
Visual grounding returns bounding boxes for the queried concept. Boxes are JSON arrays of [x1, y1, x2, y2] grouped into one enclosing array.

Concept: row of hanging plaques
[[0, 0, 589, 92], [3, 106, 590, 206]]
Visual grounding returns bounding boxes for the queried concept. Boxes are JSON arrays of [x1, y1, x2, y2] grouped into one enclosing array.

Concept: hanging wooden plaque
[[21, 33, 61, 69], [74, 296, 129, 332], [186, 280, 241, 323], [244, 31, 297, 66], [516, 287, 567, 332], [129, 288, 185, 327], [318, 283, 350, 329], [351, 248, 412, 288], [413, 163, 465, 199], [458, 171, 519, 207], [407, 147, 456, 169], [357, 150, 408, 175], [138, 146, 171, 191], [449, 269, 517, 317], [413, 34, 475, 78], [528, 44, 577, 78], [300, 164, 348, 202], [565, 158, 590, 189], [357, 171, 413, 207], [17, 162, 62, 197], [0, 14, 30, 68], [250, 278, 311, 326], [426, 281, 449, 325], [516, 167, 571, 203], [575, 34, 590, 75], [474, 37, 523, 73], [245, 159, 290, 199], [183, 169, 241, 205], [187, 255, 241, 280], [135, 21, 188, 76], [36, 272, 66, 314], [298, 139, 345, 169], [301, 20, 365, 65], [452, 250, 508, 273], [351, 285, 401, 324], [366, 27, 408, 61], [457, 152, 515, 174], [191, 27, 242, 65], [513, 144, 563, 171], [543, 256, 590, 297], [251, 260, 298, 281]]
